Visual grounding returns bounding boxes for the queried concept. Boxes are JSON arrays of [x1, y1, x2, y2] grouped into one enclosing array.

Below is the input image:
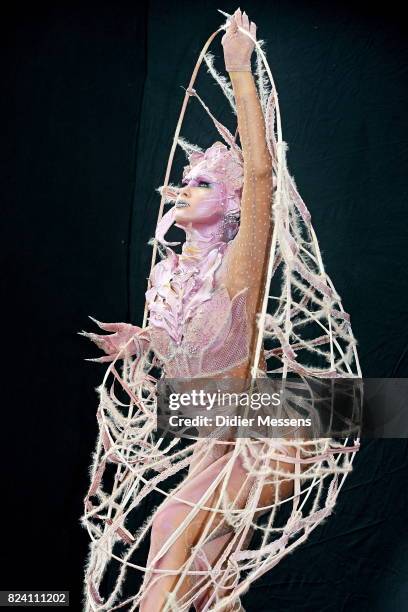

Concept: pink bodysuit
[[145, 240, 251, 378]]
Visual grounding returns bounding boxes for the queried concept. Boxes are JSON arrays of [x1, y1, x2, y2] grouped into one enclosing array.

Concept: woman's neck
[[179, 221, 226, 260]]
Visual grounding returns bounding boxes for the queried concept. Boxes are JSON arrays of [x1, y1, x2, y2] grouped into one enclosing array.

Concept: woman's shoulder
[[213, 240, 252, 299]]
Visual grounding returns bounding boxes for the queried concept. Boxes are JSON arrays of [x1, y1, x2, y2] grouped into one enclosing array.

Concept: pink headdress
[[183, 141, 243, 209]]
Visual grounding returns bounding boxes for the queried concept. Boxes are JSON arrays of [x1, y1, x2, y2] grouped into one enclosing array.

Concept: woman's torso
[[145, 243, 266, 379]]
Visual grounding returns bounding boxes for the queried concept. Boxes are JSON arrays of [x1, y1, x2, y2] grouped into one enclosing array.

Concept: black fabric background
[[10, 1, 407, 610]]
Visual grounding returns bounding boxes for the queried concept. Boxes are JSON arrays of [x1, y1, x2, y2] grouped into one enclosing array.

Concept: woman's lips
[[175, 200, 190, 208]]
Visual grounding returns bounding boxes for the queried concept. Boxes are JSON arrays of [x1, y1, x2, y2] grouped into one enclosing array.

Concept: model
[[79, 9, 361, 611]]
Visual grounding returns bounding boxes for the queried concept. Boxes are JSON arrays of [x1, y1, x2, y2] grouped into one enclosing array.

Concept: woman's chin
[[174, 210, 193, 225]]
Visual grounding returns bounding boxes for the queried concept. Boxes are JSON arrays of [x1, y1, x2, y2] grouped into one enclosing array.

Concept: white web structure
[[80, 15, 362, 612]]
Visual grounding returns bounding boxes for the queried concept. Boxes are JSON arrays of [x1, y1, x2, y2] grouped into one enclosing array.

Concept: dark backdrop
[[10, 1, 407, 610]]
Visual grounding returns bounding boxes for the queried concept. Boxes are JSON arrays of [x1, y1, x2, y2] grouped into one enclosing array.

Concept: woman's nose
[[180, 185, 191, 198]]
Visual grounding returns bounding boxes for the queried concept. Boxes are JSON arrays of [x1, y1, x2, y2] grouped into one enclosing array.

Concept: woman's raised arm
[[220, 10, 274, 317]]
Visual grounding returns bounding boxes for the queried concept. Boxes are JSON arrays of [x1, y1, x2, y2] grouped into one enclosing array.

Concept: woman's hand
[[221, 8, 257, 73], [78, 317, 149, 363]]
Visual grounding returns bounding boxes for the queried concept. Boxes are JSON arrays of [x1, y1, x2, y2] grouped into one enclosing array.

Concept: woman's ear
[[222, 212, 241, 242]]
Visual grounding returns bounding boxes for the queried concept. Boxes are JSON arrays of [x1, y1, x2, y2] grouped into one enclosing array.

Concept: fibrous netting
[[80, 17, 362, 612]]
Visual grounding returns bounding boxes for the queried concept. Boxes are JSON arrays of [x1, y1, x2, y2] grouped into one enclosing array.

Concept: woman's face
[[174, 167, 225, 226]]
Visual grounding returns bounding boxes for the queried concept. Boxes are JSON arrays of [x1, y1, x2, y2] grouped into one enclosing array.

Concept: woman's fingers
[[78, 330, 105, 344], [84, 354, 116, 363], [242, 10, 250, 30], [234, 8, 242, 27], [78, 329, 117, 352], [229, 8, 255, 36], [87, 316, 124, 332], [226, 14, 238, 35]]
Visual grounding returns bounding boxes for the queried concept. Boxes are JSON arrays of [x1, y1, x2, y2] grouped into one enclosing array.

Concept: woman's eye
[[198, 181, 210, 188]]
